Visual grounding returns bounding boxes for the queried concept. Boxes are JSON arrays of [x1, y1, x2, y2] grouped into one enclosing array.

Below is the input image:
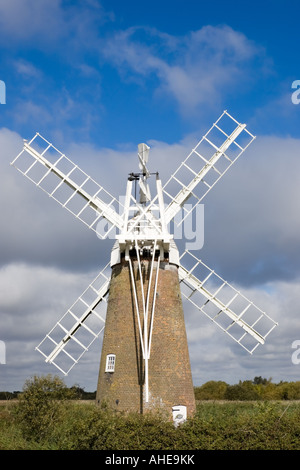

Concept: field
[[1, 399, 300, 450]]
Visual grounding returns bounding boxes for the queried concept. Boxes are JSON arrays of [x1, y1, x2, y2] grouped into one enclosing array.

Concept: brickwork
[[96, 260, 196, 418]]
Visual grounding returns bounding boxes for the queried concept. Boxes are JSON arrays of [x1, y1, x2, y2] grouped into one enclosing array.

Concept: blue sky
[[1, 0, 300, 393], [1, 0, 300, 146]]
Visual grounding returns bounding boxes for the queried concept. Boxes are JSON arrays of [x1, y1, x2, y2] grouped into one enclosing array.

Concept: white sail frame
[[179, 250, 278, 353], [11, 133, 124, 238], [36, 263, 111, 375], [163, 110, 255, 225]]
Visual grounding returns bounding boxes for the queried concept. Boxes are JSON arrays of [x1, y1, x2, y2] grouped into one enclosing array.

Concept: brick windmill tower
[[11, 111, 278, 421]]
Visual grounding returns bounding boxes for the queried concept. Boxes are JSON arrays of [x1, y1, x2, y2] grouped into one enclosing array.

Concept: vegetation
[[1, 375, 300, 450], [194, 376, 300, 401]]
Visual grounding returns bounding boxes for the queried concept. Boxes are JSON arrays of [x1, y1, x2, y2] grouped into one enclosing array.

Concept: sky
[[1, 0, 300, 393]]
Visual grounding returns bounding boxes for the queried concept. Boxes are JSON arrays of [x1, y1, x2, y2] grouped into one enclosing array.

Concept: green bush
[[67, 407, 180, 450], [194, 381, 227, 400], [194, 378, 300, 401], [4, 375, 300, 450], [2, 399, 300, 450], [224, 381, 261, 401], [13, 374, 76, 442]]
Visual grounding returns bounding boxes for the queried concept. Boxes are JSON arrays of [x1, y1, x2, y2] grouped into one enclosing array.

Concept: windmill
[[11, 110, 278, 419]]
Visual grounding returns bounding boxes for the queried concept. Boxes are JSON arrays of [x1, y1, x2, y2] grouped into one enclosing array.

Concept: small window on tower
[[105, 354, 116, 372]]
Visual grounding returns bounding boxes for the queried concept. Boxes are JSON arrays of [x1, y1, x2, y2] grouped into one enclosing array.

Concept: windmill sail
[[178, 250, 278, 353], [163, 110, 255, 225], [11, 133, 124, 238], [36, 263, 111, 375]]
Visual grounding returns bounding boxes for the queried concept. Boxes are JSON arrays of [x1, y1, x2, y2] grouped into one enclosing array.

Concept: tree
[[253, 376, 271, 386], [14, 374, 76, 441], [224, 381, 261, 401], [194, 381, 228, 400]]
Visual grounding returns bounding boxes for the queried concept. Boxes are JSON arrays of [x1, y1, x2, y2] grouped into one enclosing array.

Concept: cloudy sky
[[1, 0, 300, 392]]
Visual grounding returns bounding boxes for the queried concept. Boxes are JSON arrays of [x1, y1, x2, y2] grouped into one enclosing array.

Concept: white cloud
[[13, 59, 42, 80], [0, 261, 102, 391], [187, 276, 300, 385], [0, 0, 107, 47], [200, 134, 300, 285], [103, 25, 266, 114], [0, 0, 65, 43], [0, 127, 110, 270]]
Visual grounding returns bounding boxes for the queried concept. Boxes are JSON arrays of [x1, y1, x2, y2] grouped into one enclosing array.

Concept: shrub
[[194, 381, 228, 400], [224, 381, 261, 401], [13, 374, 75, 442], [66, 406, 180, 450]]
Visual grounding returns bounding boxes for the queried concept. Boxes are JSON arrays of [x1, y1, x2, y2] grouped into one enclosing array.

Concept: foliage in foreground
[[1, 375, 300, 450]]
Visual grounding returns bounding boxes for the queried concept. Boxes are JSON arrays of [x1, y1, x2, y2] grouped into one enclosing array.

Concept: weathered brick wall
[[96, 260, 196, 418]]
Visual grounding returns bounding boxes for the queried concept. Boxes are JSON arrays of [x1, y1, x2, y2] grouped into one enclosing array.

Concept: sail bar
[[163, 110, 255, 225], [178, 250, 278, 354], [11, 133, 124, 238], [36, 263, 111, 375]]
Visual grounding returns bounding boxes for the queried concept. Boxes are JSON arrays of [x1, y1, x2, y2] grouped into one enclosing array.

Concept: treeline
[[2, 376, 300, 402], [0, 386, 97, 401], [194, 377, 300, 401]]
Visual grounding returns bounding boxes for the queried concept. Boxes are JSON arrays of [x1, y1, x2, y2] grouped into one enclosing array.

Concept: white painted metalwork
[[35, 263, 111, 375], [163, 110, 255, 225], [128, 242, 160, 403], [179, 251, 278, 353], [116, 172, 173, 262], [11, 133, 124, 238]]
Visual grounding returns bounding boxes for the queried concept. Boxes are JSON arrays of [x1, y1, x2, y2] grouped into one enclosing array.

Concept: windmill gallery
[[11, 110, 278, 422]]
